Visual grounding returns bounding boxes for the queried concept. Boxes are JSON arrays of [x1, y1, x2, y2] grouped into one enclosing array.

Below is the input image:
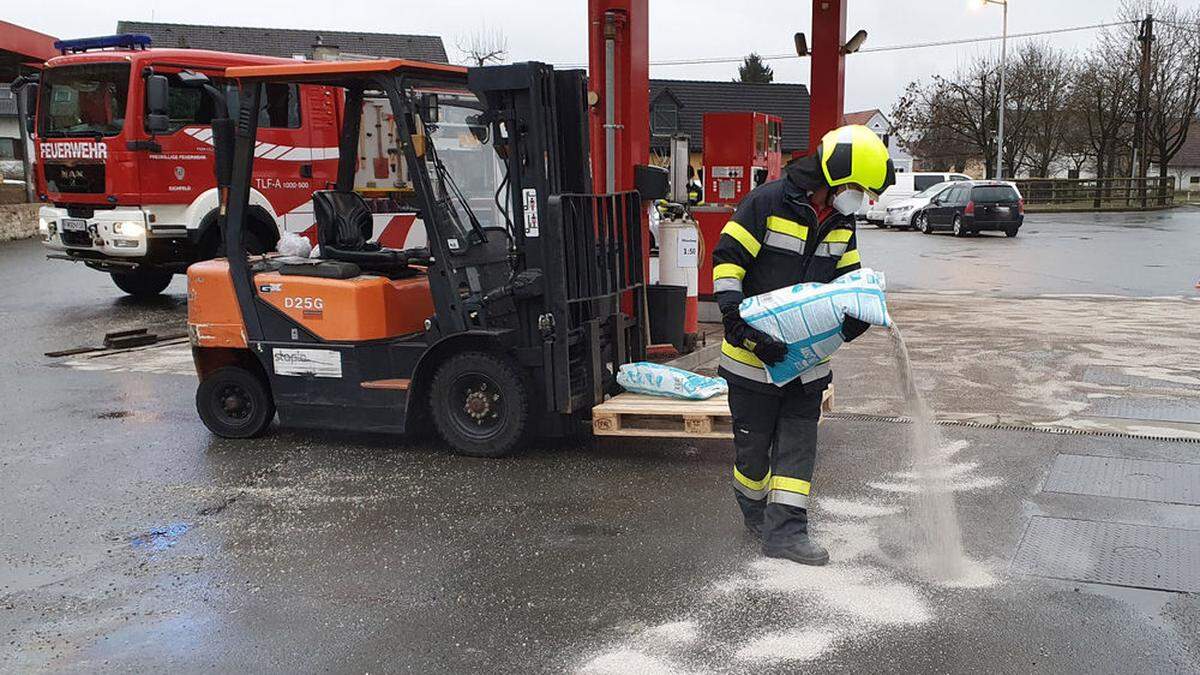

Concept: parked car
[[882, 181, 959, 229], [914, 180, 1024, 237], [866, 171, 970, 224]]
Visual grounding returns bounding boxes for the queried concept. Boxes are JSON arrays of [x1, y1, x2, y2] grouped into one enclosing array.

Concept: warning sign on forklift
[[522, 188, 539, 237], [273, 348, 343, 378]]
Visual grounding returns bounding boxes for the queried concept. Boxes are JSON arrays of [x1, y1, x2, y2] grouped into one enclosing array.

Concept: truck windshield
[[39, 63, 131, 137]]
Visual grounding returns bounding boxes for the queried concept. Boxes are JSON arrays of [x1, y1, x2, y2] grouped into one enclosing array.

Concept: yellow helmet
[[817, 124, 896, 196]]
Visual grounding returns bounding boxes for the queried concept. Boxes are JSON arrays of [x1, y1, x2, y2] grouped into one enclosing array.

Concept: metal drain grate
[[1044, 454, 1200, 506], [1086, 397, 1200, 425], [1012, 516, 1200, 593], [822, 413, 1200, 444], [1082, 366, 1200, 392]]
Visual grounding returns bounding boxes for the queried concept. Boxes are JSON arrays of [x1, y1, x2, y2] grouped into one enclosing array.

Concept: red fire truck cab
[[33, 35, 431, 296]]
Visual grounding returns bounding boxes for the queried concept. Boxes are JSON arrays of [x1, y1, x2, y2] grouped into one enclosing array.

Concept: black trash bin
[[647, 283, 687, 351]]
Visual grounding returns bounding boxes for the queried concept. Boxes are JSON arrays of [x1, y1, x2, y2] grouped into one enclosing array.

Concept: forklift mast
[[468, 62, 647, 415]]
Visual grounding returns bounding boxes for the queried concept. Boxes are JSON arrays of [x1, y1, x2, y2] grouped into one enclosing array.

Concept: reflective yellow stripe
[[721, 221, 761, 257], [836, 249, 861, 269], [823, 228, 853, 244], [769, 475, 812, 495], [712, 263, 746, 281], [734, 466, 771, 491], [721, 339, 763, 367], [766, 216, 808, 241]]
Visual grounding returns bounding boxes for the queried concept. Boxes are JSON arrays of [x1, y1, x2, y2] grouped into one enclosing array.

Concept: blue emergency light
[[54, 34, 153, 54]]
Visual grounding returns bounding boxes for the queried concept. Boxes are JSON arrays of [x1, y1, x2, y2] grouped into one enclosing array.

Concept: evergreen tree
[[737, 53, 774, 84]]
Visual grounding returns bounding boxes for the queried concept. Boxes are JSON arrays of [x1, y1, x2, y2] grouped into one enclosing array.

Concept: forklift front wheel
[[196, 366, 276, 439], [430, 351, 530, 458]]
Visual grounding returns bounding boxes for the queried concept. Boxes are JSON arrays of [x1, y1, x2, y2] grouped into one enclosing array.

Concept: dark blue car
[[915, 180, 1024, 237]]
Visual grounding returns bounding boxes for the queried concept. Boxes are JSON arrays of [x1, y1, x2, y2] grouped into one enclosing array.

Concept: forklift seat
[[312, 190, 410, 273]]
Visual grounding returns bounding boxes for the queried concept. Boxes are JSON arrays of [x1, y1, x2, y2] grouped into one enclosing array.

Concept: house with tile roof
[[1158, 119, 1200, 192], [842, 108, 913, 173], [648, 79, 810, 171], [115, 21, 448, 63]]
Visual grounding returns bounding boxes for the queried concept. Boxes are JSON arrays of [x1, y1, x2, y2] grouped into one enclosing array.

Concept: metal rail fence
[[1012, 176, 1175, 210]]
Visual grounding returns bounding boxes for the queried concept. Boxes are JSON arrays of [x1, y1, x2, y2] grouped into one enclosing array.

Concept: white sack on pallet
[[616, 362, 728, 400], [739, 268, 892, 386]]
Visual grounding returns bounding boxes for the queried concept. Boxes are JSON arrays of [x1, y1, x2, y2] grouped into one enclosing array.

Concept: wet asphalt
[[1, 211, 1198, 672], [860, 207, 1200, 297]]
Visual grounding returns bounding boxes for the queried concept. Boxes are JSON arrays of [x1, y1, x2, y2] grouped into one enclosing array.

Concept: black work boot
[[762, 535, 830, 566]]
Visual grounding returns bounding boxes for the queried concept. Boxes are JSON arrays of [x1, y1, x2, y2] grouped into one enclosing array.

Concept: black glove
[[841, 316, 871, 343], [723, 311, 789, 365]]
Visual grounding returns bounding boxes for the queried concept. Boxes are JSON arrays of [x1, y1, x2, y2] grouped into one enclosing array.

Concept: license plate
[[62, 218, 87, 232]]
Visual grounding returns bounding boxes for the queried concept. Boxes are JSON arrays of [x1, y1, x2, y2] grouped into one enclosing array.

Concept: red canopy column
[[808, 0, 847, 152]]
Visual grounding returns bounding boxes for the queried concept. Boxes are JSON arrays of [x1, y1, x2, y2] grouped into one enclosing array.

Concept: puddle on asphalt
[[131, 523, 191, 552]]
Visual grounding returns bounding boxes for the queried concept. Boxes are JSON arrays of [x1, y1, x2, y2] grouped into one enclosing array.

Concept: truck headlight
[[112, 221, 146, 237]]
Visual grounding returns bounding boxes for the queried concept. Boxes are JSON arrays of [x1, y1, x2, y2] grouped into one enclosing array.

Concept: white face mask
[[831, 188, 866, 215]]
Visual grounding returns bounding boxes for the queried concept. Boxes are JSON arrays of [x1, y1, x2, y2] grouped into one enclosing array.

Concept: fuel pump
[[693, 111, 783, 321]]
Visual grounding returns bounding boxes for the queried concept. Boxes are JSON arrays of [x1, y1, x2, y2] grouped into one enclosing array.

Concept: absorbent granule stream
[[888, 323, 968, 582]]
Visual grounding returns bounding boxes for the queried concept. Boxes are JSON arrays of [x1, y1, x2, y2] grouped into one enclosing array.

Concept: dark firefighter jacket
[[712, 159, 869, 395]]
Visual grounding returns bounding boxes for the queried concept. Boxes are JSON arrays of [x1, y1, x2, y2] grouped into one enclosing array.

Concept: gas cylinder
[[656, 216, 700, 352]]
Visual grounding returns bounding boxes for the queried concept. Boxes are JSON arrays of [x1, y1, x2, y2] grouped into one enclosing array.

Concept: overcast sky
[[10, 0, 1156, 113]]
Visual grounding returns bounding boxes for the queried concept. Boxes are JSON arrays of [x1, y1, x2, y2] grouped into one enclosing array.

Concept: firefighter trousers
[[728, 381, 824, 546]]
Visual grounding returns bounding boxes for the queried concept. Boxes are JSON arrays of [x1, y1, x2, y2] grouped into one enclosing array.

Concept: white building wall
[[1158, 165, 1200, 191], [0, 118, 19, 141]]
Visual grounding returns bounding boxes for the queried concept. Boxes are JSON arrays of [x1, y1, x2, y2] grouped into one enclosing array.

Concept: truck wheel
[[111, 268, 174, 297], [952, 216, 966, 237], [1005, 226, 1019, 238], [429, 351, 530, 458], [196, 366, 276, 439]]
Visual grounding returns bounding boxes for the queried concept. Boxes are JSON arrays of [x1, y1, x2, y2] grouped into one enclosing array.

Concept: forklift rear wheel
[[430, 351, 530, 458], [111, 268, 174, 297], [196, 366, 276, 439]]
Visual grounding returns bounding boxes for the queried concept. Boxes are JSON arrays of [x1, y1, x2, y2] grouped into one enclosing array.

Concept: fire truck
[[28, 35, 433, 297]]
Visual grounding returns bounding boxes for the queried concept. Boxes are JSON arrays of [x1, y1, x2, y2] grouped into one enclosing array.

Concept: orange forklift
[[186, 58, 653, 456]]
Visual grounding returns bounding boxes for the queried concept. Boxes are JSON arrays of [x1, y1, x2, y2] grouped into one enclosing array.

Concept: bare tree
[[1013, 42, 1077, 177], [1117, 1, 1200, 177], [892, 56, 1009, 177], [1075, 25, 1139, 178], [457, 26, 508, 67], [891, 82, 977, 172]]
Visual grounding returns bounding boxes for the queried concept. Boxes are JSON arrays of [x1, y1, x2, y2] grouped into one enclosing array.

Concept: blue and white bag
[[738, 268, 892, 386], [616, 362, 728, 400]]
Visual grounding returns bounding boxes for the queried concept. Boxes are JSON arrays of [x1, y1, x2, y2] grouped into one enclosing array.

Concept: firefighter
[[711, 125, 894, 566], [686, 165, 703, 206]]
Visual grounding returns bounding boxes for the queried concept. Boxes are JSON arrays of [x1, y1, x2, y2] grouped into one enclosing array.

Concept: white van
[[866, 172, 970, 224]]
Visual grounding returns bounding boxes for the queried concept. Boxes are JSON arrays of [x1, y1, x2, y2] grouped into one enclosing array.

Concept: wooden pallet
[[591, 386, 833, 439]]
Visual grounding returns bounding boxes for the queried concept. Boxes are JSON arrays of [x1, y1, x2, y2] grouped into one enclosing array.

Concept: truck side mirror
[[145, 74, 170, 133], [19, 83, 38, 134]]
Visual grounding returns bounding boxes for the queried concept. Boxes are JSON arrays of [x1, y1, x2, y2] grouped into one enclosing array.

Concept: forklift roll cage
[[209, 58, 646, 448]]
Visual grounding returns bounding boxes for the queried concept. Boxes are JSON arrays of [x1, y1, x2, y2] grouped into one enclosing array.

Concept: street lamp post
[[983, 0, 1009, 180]]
